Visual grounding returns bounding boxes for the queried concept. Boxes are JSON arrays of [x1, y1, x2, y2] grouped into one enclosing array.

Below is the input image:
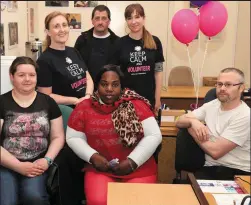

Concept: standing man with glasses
[[176, 67, 250, 180], [74, 5, 119, 87]]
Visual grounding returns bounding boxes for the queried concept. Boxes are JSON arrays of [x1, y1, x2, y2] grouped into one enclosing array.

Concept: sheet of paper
[[212, 194, 250, 205], [197, 180, 244, 194], [161, 116, 175, 122]]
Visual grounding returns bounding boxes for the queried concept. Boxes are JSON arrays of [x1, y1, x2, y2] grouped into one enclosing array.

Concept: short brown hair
[[124, 3, 156, 50], [92, 5, 111, 20], [9, 56, 38, 75], [44, 11, 69, 48], [220, 67, 245, 83]]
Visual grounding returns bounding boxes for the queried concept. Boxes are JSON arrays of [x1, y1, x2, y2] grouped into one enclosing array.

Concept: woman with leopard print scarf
[[66, 64, 162, 205]]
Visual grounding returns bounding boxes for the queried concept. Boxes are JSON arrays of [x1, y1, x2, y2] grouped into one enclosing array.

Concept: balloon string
[[200, 39, 209, 82], [196, 38, 210, 106], [195, 8, 200, 106], [196, 29, 201, 106], [186, 45, 196, 94]]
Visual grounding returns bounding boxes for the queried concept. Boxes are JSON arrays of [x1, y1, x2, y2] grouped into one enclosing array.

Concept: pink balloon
[[199, 1, 228, 37], [171, 9, 199, 45]]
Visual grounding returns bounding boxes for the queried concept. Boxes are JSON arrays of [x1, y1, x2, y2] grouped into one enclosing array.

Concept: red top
[[67, 98, 157, 179]]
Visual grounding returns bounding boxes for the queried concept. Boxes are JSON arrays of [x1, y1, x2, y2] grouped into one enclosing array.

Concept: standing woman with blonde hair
[[36, 11, 93, 205], [37, 11, 94, 108], [109, 3, 165, 114]]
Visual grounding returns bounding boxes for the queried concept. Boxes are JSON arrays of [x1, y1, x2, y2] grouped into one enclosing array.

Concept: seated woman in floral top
[[0, 56, 65, 205]]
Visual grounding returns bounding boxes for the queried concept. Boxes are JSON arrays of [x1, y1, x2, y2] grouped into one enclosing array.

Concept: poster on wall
[[0, 23, 5, 55], [74, 1, 98, 7], [45, 1, 69, 7], [1, 1, 8, 11], [8, 22, 18, 49], [7, 1, 18, 12], [30, 8, 34, 34], [189, 2, 198, 8], [66, 13, 82, 30]]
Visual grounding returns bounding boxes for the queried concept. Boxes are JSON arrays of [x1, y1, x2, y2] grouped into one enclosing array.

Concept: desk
[[205, 175, 251, 204], [107, 183, 200, 205], [161, 86, 214, 110], [160, 126, 178, 136], [158, 124, 178, 183], [187, 173, 251, 205], [235, 175, 250, 194]]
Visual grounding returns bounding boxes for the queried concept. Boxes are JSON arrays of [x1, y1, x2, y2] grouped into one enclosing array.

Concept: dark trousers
[[194, 166, 251, 180], [53, 145, 86, 205]]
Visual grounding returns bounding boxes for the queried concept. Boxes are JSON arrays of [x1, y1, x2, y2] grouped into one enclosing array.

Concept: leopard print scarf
[[91, 88, 153, 147]]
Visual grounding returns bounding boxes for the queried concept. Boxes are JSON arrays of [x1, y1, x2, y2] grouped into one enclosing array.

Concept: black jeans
[[194, 166, 251, 180], [53, 145, 86, 205]]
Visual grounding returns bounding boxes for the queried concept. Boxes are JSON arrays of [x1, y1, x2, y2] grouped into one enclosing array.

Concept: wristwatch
[[44, 156, 53, 166]]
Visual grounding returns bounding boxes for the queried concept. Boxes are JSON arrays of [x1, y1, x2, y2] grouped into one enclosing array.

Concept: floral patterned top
[[0, 91, 61, 162]]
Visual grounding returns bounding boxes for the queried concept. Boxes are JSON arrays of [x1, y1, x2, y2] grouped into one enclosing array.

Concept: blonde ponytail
[[142, 27, 157, 50]]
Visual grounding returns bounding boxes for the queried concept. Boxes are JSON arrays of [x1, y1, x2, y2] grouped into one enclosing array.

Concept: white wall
[[0, 1, 28, 56], [234, 1, 250, 87], [166, 1, 240, 86], [27, 1, 39, 42], [1, 1, 250, 87], [36, 1, 106, 48]]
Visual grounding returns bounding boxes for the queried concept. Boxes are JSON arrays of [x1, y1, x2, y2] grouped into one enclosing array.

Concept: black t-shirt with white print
[[37, 46, 88, 99], [0, 91, 61, 162], [110, 35, 164, 105]]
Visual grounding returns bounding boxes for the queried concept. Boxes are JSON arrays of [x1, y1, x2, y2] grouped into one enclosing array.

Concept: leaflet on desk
[[197, 180, 245, 194], [212, 194, 250, 205]]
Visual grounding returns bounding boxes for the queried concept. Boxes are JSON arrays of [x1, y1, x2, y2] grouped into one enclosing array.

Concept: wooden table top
[[235, 175, 250, 194], [161, 86, 214, 99], [107, 183, 200, 205]]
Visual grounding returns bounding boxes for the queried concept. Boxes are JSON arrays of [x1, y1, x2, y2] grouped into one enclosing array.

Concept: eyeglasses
[[215, 82, 244, 88]]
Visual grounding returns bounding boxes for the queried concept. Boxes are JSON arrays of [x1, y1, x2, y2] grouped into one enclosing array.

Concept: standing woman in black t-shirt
[[109, 3, 165, 114], [0, 56, 65, 205], [37, 11, 94, 108]]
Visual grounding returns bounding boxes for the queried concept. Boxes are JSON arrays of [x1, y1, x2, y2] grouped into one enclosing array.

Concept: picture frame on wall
[[74, 1, 98, 7], [66, 13, 82, 30], [30, 8, 34, 35], [189, 1, 198, 9], [8, 22, 18, 49], [45, 1, 69, 7], [7, 1, 18, 12], [0, 23, 5, 55], [1, 1, 8, 11]]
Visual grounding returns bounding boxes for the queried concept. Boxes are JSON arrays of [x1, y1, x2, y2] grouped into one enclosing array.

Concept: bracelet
[[128, 158, 135, 172], [44, 156, 53, 166]]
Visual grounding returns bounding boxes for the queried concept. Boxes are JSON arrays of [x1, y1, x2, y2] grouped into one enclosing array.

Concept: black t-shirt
[[88, 37, 113, 83], [109, 35, 164, 105], [0, 91, 61, 162], [36, 46, 88, 99]]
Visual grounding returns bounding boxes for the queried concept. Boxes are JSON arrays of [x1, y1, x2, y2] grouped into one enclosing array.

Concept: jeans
[[0, 166, 50, 205]]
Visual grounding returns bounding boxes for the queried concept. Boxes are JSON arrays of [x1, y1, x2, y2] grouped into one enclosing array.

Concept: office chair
[[58, 104, 73, 132], [168, 66, 194, 86], [173, 128, 205, 184]]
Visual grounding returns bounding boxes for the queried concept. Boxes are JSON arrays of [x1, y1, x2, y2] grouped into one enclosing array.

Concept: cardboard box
[[203, 77, 217, 86]]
